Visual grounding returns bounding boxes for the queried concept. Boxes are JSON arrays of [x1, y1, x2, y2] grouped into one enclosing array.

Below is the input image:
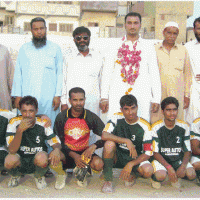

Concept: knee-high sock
[[34, 165, 48, 178], [7, 167, 21, 177], [103, 158, 114, 181]]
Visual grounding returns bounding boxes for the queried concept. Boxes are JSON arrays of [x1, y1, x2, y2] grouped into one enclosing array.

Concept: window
[[88, 22, 98, 27], [5, 16, 14, 25], [24, 22, 31, 31], [59, 23, 73, 32], [49, 23, 57, 31]]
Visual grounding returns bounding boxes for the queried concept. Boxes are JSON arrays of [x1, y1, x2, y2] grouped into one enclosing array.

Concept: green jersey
[[6, 116, 60, 157], [152, 119, 191, 163]]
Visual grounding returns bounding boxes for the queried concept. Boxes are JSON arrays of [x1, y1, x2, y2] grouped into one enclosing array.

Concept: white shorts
[[152, 160, 193, 173], [190, 156, 200, 165]]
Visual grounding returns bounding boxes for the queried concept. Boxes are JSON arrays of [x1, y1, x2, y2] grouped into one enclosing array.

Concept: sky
[[187, 1, 200, 27]]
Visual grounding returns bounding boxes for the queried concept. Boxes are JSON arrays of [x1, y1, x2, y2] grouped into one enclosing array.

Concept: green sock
[[34, 165, 48, 178], [103, 158, 114, 181], [7, 167, 21, 177]]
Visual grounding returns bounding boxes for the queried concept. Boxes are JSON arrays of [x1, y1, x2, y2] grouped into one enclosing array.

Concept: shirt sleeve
[[6, 48, 14, 92], [103, 115, 118, 133], [55, 45, 63, 97], [143, 128, 153, 156], [183, 123, 191, 152], [190, 120, 200, 141], [11, 47, 23, 97], [152, 127, 159, 153], [6, 121, 17, 147], [184, 48, 192, 97], [150, 44, 161, 104], [45, 126, 61, 146]]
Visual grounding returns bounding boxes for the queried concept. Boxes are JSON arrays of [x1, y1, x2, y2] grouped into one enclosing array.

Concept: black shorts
[[62, 150, 97, 170], [19, 156, 36, 175], [0, 150, 8, 170]]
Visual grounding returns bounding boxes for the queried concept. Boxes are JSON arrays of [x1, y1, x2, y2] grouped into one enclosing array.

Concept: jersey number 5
[[36, 136, 40, 143]]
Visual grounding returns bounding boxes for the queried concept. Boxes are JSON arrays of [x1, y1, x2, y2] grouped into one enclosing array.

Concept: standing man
[[185, 17, 200, 124], [54, 87, 104, 188], [0, 44, 14, 110], [12, 17, 63, 126], [101, 12, 161, 123], [151, 97, 196, 189], [151, 22, 192, 123]]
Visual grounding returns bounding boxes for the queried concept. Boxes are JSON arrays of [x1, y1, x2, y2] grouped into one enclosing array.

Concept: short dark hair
[[161, 97, 179, 111], [69, 87, 85, 99], [72, 26, 91, 38], [19, 96, 38, 110], [193, 17, 200, 28], [120, 94, 137, 108], [125, 12, 142, 23], [30, 17, 46, 29]]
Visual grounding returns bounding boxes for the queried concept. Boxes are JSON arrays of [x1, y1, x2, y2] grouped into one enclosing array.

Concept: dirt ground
[[0, 169, 199, 198]]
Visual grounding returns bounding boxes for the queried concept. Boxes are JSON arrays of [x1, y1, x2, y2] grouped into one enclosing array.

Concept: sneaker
[[86, 166, 93, 177], [151, 178, 161, 189], [77, 176, 88, 187], [101, 181, 113, 193], [35, 176, 47, 190], [171, 178, 181, 188], [8, 176, 20, 187], [55, 173, 67, 190]]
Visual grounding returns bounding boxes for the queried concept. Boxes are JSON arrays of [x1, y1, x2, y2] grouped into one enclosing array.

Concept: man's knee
[[103, 141, 116, 156], [138, 163, 154, 178], [34, 151, 48, 168], [192, 161, 200, 171], [153, 170, 167, 182], [186, 167, 196, 180], [4, 154, 20, 169], [90, 156, 104, 171]]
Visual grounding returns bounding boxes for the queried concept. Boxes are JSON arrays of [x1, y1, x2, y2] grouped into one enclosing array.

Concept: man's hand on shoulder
[[61, 104, 68, 112], [99, 98, 109, 113], [82, 144, 97, 162], [125, 139, 137, 159], [52, 96, 61, 111], [18, 118, 32, 133], [184, 96, 190, 109], [49, 148, 61, 167], [151, 103, 159, 113], [15, 97, 22, 110]]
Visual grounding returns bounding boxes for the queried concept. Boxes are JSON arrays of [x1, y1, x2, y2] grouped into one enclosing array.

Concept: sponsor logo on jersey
[[20, 146, 43, 154], [161, 147, 181, 156]]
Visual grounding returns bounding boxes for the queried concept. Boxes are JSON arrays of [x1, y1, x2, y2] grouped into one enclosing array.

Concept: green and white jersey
[[0, 109, 16, 151], [190, 118, 200, 141], [152, 119, 191, 163], [6, 116, 61, 157], [104, 112, 153, 158]]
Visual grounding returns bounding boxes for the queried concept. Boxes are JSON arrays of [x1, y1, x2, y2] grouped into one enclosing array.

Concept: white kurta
[[101, 36, 161, 122], [185, 39, 200, 124], [61, 47, 104, 148]]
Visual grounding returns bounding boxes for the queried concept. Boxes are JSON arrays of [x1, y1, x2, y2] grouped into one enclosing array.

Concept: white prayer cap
[[164, 22, 179, 30]]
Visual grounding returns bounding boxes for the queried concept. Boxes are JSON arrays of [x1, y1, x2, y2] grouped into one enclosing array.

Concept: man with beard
[[61, 26, 107, 149], [11, 17, 63, 127], [54, 87, 104, 188], [185, 17, 200, 124]]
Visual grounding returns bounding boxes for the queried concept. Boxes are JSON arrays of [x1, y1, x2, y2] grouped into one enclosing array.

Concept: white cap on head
[[164, 21, 179, 30]]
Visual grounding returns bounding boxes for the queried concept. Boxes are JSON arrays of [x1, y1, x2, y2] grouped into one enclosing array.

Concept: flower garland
[[116, 38, 141, 95]]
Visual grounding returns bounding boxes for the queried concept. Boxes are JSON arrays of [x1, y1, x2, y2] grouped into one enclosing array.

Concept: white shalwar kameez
[[185, 39, 200, 124], [101, 36, 161, 123]]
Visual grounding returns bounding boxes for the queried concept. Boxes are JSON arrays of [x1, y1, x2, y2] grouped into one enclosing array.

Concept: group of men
[[1, 11, 200, 193]]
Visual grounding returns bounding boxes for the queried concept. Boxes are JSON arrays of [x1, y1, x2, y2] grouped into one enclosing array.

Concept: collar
[[193, 39, 200, 45], [125, 117, 140, 125], [122, 35, 142, 43], [158, 41, 178, 50], [67, 108, 86, 119], [74, 47, 93, 57], [163, 119, 176, 130]]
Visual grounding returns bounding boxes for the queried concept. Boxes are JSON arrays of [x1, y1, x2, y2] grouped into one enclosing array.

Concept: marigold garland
[[116, 39, 141, 95]]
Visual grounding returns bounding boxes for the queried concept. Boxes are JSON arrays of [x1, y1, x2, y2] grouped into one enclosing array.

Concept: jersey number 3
[[36, 136, 40, 143]]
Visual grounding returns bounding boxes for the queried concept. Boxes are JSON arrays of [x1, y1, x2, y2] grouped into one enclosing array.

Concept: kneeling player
[[0, 109, 16, 176], [54, 87, 104, 188], [5, 96, 62, 190], [190, 118, 200, 186], [151, 97, 196, 189], [101, 95, 153, 193]]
